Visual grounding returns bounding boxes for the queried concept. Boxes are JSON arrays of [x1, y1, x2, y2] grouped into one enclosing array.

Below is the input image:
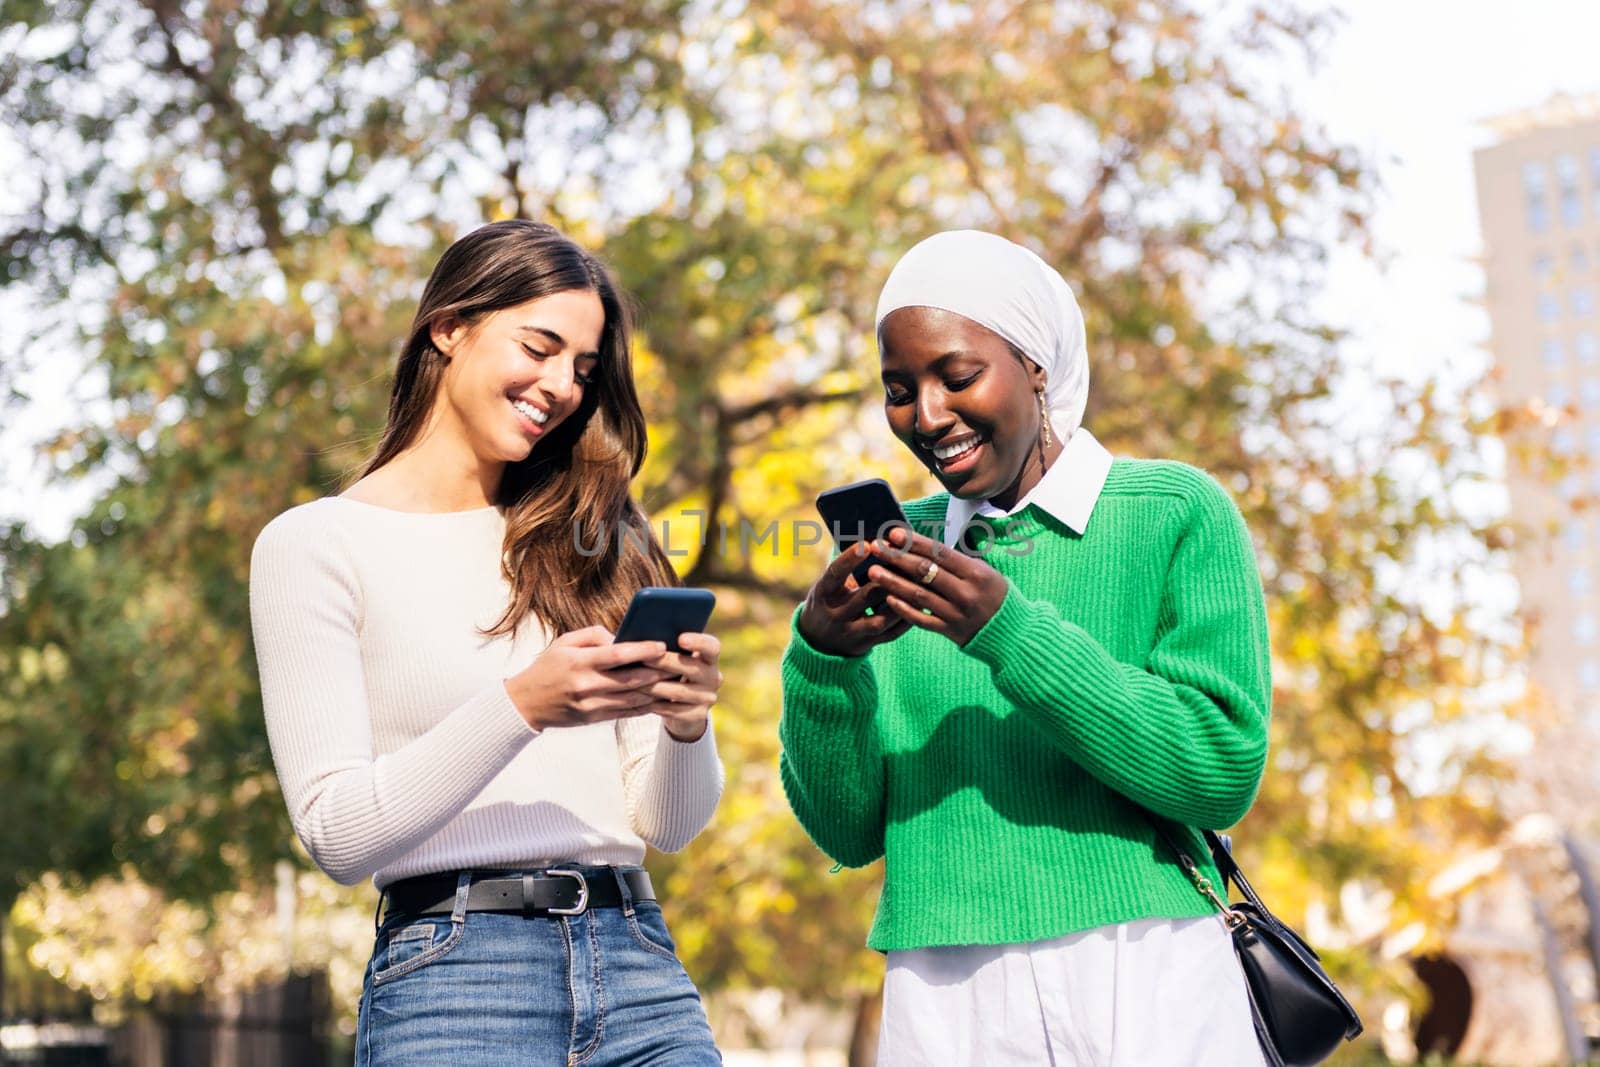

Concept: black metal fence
[[1, 962, 103, 1067], [3, 973, 334, 1067]]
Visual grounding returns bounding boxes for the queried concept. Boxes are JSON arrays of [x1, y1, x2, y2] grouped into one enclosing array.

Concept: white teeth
[[933, 437, 981, 461], [511, 399, 548, 425]]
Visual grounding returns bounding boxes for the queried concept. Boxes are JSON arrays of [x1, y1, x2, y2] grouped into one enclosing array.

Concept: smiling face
[[879, 306, 1054, 510], [429, 288, 606, 466]]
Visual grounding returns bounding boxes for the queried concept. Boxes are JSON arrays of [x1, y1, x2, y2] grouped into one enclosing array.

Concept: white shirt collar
[[940, 427, 1113, 547]]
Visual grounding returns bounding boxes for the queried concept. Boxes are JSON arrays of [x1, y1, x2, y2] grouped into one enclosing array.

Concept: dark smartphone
[[613, 587, 716, 654], [815, 478, 910, 586]]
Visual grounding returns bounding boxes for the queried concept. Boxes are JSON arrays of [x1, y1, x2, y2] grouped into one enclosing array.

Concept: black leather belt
[[381, 868, 654, 921]]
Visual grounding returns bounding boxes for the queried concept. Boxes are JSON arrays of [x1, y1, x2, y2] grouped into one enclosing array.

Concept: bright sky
[[1293, 0, 1600, 655], [4, 1, 1600, 545], [1304, 0, 1600, 395]]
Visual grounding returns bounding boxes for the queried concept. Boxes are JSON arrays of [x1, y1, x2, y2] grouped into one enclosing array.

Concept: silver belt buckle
[[544, 869, 589, 916]]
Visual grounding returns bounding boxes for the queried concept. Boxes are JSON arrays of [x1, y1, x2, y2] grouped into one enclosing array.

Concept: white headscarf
[[874, 230, 1089, 442]]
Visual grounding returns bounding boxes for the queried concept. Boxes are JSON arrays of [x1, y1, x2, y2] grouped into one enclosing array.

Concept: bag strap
[[1145, 818, 1240, 922], [1200, 828, 1270, 913], [1146, 818, 1277, 925], [1153, 816, 1366, 1045]]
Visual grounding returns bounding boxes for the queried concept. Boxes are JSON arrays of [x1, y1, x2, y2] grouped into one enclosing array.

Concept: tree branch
[[139, 0, 285, 249], [683, 561, 812, 605], [725, 386, 862, 425], [911, 72, 1014, 233]]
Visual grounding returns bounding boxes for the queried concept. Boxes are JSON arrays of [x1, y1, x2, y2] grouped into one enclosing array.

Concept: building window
[[1574, 288, 1596, 317], [1578, 614, 1598, 646], [1534, 252, 1555, 279], [1558, 154, 1582, 228], [1539, 292, 1562, 322], [1553, 427, 1577, 454], [1575, 245, 1592, 273], [1566, 522, 1587, 551], [1587, 425, 1600, 453], [1547, 382, 1571, 408], [1544, 338, 1566, 366], [1582, 378, 1600, 408], [1581, 659, 1600, 690], [1525, 161, 1550, 233], [1570, 568, 1592, 595], [1579, 333, 1599, 364], [1591, 147, 1600, 216], [1526, 160, 1548, 191]]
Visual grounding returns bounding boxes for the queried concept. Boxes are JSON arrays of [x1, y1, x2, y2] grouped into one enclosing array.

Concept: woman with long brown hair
[[249, 220, 725, 1064]]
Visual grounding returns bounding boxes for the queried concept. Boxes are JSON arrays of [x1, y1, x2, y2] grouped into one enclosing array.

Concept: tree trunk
[[847, 983, 883, 1067]]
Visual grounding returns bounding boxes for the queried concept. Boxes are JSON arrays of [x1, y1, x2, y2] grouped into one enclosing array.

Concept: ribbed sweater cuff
[[963, 582, 1041, 665], [659, 713, 718, 751], [784, 607, 875, 691], [634, 716, 723, 852], [780, 607, 882, 757]]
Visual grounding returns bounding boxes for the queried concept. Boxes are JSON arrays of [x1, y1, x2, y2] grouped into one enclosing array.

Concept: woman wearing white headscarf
[[778, 231, 1272, 1065]]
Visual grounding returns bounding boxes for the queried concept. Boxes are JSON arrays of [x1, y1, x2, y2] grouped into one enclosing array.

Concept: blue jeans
[[356, 867, 721, 1065]]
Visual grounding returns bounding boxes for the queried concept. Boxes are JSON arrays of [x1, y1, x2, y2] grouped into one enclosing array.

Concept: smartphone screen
[[612, 587, 716, 653], [815, 479, 910, 586]]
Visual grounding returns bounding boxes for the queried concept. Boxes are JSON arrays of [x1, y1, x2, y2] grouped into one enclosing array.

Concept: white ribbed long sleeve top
[[248, 497, 724, 888]]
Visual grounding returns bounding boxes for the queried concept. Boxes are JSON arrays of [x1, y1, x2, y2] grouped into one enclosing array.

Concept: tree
[[2, 0, 1520, 1053]]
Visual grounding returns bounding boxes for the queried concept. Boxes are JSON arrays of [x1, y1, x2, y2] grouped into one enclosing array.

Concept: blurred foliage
[[0, 0, 1531, 1044], [13, 866, 373, 1030]]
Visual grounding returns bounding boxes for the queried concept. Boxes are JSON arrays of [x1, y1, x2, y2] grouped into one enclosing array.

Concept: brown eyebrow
[[516, 325, 600, 360]]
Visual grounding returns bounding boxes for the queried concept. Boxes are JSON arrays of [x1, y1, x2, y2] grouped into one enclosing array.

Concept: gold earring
[[1038, 391, 1053, 449]]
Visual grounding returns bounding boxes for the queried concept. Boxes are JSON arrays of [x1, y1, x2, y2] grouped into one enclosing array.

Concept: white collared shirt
[[940, 426, 1114, 547], [882, 427, 1263, 1066]]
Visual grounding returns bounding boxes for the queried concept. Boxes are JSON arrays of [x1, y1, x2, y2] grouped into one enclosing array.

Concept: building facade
[[1475, 93, 1600, 724], [1456, 92, 1600, 1066]]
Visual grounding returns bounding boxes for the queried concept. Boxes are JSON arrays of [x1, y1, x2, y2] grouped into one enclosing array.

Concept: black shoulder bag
[[1148, 821, 1363, 1067]]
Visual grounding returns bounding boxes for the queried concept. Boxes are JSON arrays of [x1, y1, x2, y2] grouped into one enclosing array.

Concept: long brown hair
[[360, 219, 676, 637]]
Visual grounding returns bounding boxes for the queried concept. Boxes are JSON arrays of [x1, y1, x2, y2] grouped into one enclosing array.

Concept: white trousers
[[879, 916, 1267, 1067]]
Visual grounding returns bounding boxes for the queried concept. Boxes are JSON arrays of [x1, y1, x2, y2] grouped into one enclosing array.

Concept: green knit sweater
[[778, 458, 1271, 952]]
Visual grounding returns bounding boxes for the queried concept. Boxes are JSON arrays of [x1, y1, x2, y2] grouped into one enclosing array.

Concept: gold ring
[[920, 561, 940, 585]]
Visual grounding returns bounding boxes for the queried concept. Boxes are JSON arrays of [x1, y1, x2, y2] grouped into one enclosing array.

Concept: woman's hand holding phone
[[504, 626, 722, 741], [638, 631, 722, 743], [797, 542, 915, 657], [864, 527, 1008, 646], [505, 626, 674, 730]]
